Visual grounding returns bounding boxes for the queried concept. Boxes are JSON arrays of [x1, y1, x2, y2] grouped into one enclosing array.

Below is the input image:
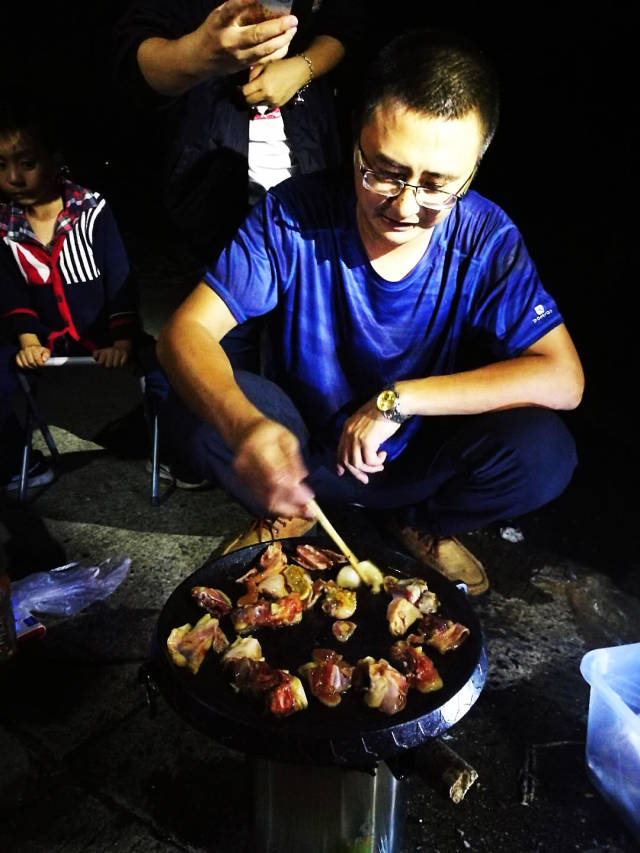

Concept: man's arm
[[157, 282, 313, 516], [337, 324, 584, 483], [136, 0, 298, 97], [396, 324, 584, 416]]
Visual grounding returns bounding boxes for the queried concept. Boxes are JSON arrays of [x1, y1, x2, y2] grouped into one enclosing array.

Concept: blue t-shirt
[[204, 170, 562, 458]]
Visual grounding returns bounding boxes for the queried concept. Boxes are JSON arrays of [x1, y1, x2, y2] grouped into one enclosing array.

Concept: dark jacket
[[113, 0, 364, 258], [0, 183, 139, 352]]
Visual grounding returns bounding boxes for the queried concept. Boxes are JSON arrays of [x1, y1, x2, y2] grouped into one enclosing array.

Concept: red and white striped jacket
[[0, 180, 139, 352]]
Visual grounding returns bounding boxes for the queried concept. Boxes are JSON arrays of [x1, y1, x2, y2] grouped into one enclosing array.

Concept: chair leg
[[17, 372, 59, 500], [19, 407, 34, 502], [139, 375, 164, 506], [151, 409, 160, 506], [37, 419, 60, 460], [17, 372, 60, 459]]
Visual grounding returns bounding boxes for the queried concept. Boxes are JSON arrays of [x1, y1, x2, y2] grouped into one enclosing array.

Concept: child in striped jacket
[[0, 99, 163, 489]]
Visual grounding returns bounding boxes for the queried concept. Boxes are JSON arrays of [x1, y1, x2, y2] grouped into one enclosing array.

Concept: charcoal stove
[[143, 536, 487, 852]]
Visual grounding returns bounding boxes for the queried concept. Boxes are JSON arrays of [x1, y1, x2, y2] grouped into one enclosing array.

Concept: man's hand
[[233, 418, 314, 516], [196, 0, 297, 77], [337, 398, 401, 484], [242, 56, 309, 107], [93, 340, 132, 368], [137, 0, 298, 97], [15, 344, 51, 369]]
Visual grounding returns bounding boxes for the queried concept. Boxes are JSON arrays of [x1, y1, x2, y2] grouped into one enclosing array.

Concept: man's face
[[355, 99, 484, 256], [0, 132, 56, 207]]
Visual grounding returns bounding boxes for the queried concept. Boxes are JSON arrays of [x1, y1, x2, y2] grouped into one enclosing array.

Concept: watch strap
[[376, 385, 411, 423]]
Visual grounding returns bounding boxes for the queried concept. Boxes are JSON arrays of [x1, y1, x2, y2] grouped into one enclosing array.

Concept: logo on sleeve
[[533, 303, 553, 324]]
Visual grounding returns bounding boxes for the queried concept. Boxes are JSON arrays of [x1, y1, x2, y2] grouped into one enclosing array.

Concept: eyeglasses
[[357, 144, 476, 211]]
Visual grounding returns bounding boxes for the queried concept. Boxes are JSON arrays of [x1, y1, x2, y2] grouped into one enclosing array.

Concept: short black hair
[[0, 95, 62, 157], [355, 29, 500, 157]]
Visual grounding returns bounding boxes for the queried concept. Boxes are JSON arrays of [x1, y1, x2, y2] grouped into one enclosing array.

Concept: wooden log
[[414, 739, 478, 803]]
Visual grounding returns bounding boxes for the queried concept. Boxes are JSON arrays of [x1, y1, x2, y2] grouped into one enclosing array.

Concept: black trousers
[[164, 370, 578, 535]]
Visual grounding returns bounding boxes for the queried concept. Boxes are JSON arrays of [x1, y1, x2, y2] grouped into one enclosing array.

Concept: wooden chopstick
[[307, 499, 360, 569]]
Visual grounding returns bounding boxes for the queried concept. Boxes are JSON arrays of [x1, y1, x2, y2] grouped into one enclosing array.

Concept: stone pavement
[[1, 249, 639, 853]]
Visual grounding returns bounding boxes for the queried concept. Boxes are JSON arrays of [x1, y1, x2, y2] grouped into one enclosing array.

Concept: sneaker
[[175, 470, 211, 490], [150, 461, 174, 484], [145, 460, 211, 490], [389, 522, 489, 596], [222, 516, 318, 554], [6, 451, 55, 491]]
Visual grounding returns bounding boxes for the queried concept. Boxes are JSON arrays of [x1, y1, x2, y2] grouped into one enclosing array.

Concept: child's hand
[[93, 340, 132, 368], [15, 344, 51, 369]]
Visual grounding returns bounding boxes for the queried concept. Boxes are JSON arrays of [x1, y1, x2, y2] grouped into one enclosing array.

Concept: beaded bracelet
[[294, 53, 314, 104]]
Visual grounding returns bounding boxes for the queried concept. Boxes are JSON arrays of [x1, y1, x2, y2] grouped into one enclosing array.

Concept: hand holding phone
[[246, 0, 293, 21]]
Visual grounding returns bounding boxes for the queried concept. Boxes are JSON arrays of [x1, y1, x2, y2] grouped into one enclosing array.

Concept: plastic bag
[[10, 555, 131, 620]]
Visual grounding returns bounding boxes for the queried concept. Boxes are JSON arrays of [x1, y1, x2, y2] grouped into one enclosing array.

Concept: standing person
[[113, 0, 363, 411], [0, 99, 166, 490], [113, 0, 363, 265], [156, 29, 584, 594]]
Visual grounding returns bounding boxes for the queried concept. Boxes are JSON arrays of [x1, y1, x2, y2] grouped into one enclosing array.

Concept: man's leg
[[392, 407, 577, 593], [309, 407, 577, 528], [394, 406, 577, 536], [164, 387, 576, 567], [166, 389, 576, 527], [307, 407, 577, 593], [163, 369, 311, 517], [219, 318, 264, 375]]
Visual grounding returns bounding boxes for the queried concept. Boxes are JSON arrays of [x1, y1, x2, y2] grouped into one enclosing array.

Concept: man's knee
[[162, 370, 310, 475], [234, 370, 310, 443], [471, 407, 577, 509]]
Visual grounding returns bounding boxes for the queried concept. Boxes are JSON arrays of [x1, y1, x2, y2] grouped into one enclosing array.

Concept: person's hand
[[233, 417, 314, 516], [15, 344, 51, 369], [242, 56, 309, 107], [93, 341, 131, 368], [196, 0, 298, 77], [336, 398, 401, 484]]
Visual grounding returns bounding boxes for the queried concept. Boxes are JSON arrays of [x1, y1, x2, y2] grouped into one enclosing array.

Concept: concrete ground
[[1, 245, 639, 853]]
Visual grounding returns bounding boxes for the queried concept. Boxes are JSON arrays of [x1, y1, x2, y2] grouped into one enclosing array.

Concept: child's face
[[0, 132, 58, 207]]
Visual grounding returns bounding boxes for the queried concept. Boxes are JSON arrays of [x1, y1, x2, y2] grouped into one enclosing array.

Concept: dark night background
[[2, 13, 638, 852], [1, 2, 635, 506]]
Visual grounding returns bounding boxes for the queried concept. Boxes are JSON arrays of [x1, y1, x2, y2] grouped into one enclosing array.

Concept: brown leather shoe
[[221, 516, 318, 555], [390, 524, 489, 596]]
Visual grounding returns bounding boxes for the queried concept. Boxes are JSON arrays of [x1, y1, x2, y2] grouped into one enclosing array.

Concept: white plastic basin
[[580, 642, 640, 841]]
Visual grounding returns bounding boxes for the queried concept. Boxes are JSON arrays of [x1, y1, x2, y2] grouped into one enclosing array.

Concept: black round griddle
[[148, 536, 487, 767]]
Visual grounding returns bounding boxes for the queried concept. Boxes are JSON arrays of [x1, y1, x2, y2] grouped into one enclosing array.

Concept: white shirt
[[248, 107, 298, 205]]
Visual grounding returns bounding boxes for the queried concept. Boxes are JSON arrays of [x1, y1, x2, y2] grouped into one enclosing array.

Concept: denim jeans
[[164, 370, 578, 535]]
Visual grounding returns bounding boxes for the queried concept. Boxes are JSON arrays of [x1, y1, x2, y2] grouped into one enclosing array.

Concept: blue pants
[[164, 371, 578, 535]]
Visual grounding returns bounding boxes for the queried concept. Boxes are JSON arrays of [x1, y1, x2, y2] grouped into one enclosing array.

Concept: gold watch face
[[377, 389, 397, 412]]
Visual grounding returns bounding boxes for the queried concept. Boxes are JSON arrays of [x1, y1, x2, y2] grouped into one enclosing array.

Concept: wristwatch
[[376, 385, 411, 423]]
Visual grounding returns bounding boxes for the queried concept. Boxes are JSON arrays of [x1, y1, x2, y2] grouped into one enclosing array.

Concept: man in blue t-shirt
[[157, 29, 584, 594]]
